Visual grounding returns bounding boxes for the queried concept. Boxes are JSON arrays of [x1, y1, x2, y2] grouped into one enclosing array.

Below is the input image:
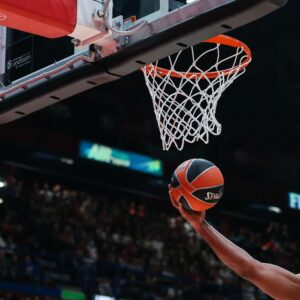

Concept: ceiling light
[[268, 206, 282, 214], [0, 181, 6, 188]]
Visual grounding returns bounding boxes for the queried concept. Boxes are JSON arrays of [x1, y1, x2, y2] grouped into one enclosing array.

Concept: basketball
[[169, 159, 224, 212]]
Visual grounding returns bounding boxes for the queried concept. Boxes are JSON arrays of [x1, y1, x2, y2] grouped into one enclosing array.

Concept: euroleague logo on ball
[[0, 12, 7, 21]]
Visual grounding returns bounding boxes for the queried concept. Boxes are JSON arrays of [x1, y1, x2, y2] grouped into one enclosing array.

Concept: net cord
[[143, 40, 251, 150]]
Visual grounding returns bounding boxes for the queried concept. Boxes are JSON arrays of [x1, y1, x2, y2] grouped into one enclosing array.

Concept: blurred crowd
[[0, 175, 300, 300], [0, 292, 58, 300]]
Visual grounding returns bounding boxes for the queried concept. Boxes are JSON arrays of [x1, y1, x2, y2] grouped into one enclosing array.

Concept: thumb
[[176, 199, 189, 217]]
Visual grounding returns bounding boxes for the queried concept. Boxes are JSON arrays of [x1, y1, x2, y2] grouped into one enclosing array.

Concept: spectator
[[0, 174, 299, 299], [0, 250, 11, 279]]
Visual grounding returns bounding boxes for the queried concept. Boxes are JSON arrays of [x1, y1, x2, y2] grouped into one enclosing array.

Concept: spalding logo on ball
[[169, 159, 224, 212]]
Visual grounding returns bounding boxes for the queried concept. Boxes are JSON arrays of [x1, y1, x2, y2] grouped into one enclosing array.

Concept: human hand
[[168, 185, 206, 231]]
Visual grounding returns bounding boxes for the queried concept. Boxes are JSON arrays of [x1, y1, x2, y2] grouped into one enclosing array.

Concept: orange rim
[[143, 35, 252, 79]]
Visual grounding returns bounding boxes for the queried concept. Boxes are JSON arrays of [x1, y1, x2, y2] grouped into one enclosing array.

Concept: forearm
[[171, 197, 300, 299], [193, 221, 300, 299], [194, 220, 256, 278]]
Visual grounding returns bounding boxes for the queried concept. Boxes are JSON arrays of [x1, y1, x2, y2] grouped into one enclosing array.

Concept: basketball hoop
[[142, 35, 252, 151]]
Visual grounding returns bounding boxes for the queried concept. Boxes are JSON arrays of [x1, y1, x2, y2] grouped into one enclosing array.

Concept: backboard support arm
[[0, 0, 287, 124]]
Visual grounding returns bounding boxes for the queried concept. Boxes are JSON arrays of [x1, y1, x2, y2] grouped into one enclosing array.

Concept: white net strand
[[143, 40, 251, 151]]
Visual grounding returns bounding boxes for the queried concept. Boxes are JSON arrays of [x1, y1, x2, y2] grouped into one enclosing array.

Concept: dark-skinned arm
[[169, 188, 300, 300]]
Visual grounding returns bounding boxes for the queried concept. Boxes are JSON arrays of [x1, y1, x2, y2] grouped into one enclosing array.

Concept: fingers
[[168, 185, 206, 223], [168, 187, 179, 209], [168, 190, 176, 207], [199, 210, 206, 222], [178, 200, 203, 218], [168, 187, 188, 218], [179, 203, 193, 219], [176, 199, 191, 218]]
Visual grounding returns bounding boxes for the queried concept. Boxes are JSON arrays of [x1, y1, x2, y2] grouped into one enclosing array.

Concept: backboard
[[0, 0, 287, 124], [0, 28, 74, 86]]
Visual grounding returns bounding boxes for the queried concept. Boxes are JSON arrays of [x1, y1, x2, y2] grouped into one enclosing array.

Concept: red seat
[[0, 0, 77, 38]]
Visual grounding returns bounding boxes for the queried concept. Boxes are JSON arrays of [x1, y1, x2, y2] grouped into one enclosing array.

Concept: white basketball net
[[142, 36, 251, 151]]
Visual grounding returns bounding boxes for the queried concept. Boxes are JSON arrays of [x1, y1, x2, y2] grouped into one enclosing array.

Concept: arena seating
[[0, 174, 299, 299]]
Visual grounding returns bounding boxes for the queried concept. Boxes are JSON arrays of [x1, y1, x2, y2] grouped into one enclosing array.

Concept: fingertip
[[177, 200, 184, 212], [168, 190, 178, 208]]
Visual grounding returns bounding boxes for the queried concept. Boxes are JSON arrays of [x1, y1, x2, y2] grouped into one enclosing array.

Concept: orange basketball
[[169, 159, 224, 212]]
